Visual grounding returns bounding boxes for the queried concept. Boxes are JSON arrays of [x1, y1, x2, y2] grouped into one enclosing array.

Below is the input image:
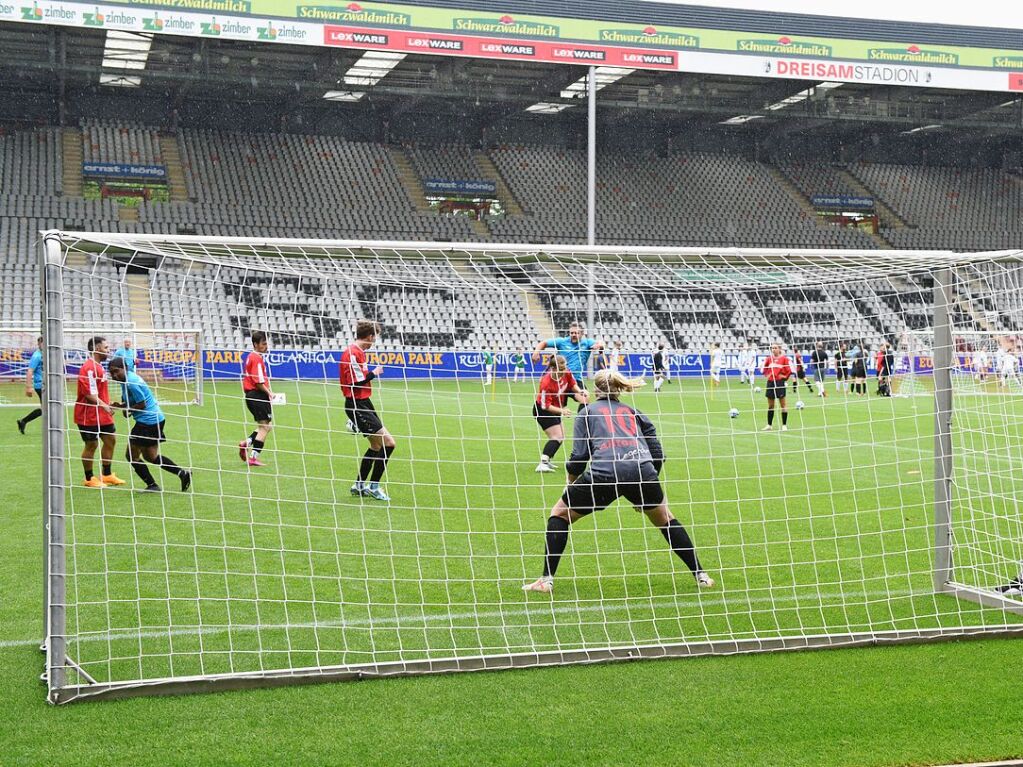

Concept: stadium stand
[[81, 119, 163, 165]]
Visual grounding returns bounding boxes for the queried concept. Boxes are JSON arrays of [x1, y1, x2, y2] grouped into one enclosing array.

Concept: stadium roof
[[0, 22, 1019, 141]]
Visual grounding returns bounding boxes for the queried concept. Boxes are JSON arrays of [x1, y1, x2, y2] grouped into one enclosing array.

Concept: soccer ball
[[795, 400, 805, 410], [754, 386, 762, 393], [729, 408, 739, 418]]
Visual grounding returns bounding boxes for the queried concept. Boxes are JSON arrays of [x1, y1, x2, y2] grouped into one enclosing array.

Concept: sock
[[654, 378, 663, 391], [102, 462, 112, 476], [83, 464, 94, 481], [130, 458, 157, 486], [659, 519, 702, 574], [247, 431, 257, 446], [370, 444, 395, 483], [542, 516, 570, 578], [154, 455, 184, 477], [782, 410, 788, 426], [251, 439, 265, 458], [23, 408, 42, 424], [358, 448, 380, 482], [542, 440, 561, 460], [767, 409, 775, 426]]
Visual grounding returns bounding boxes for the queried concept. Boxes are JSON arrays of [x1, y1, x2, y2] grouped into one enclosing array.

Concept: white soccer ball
[[754, 386, 762, 393], [729, 408, 739, 419], [795, 400, 805, 410]]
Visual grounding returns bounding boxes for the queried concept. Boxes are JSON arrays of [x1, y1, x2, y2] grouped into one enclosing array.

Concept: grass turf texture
[[1, 376, 1020, 765]]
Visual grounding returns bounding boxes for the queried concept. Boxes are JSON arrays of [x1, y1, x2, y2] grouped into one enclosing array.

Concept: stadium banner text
[[423, 179, 497, 195], [811, 194, 875, 209], [82, 162, 168, 180], [0, 348, 937, 380], [2, 0, 1022, 90]]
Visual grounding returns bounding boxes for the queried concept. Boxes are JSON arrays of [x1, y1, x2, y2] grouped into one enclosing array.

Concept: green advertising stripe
[[10, 0, 1023, 68]]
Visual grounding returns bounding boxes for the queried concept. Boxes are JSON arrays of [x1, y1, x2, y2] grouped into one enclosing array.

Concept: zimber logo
[[257, 21, 306, 40], [201, 17, 222, 34], [21, 1, 74, 20], [453, 14, 559, 37], [297, 2, 410, 25], [83, 6, 104, 26], [738, 36, 832, 57], [599, 26, 698, 48], [868, 45, 958, 65], [143, 12, 164, 30]]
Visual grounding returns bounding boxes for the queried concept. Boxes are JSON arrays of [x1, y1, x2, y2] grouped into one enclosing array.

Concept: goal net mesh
[[40, 233, 1023, 702]]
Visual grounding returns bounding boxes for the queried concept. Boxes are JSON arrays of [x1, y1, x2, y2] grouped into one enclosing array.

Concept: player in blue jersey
[[523, 369, 714, 594], [109, 356, 191, 493], [17, 336, 44, 435], [531, 322, 603, 409], [112, 337, 138, 374]]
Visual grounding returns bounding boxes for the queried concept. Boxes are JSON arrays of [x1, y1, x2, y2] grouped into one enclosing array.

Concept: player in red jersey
[[340, 320, 394, 502], [238, 330, 274, 467], [533, 354, 587, 473], [74, 335, 125, 488], [761, 343, 793, 432]]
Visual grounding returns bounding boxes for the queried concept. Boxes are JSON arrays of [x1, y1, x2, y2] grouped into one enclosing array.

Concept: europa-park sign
[[2, 0, 1022, 91]]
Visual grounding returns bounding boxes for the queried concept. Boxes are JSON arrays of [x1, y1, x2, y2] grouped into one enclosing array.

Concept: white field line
[[0, 585, 955, 650]]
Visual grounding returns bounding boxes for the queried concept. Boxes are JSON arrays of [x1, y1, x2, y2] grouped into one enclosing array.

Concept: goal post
[[38, 232, 1023, 704]]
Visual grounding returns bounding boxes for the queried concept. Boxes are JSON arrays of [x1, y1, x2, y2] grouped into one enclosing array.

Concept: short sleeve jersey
[[243, 351, 268, 393], [546, 336, 596, 379], [121, 371, 164, 425], [75, 358, 114, 427], [28, 349, 43, 390], [340, 343, 372, 400], [762, 354, 792, 383], [536, 370, 577, 410], [113, 346, 137, 373]]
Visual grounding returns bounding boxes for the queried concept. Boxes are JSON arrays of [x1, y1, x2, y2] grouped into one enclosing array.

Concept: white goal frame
[[38, 232, 1023, 704]]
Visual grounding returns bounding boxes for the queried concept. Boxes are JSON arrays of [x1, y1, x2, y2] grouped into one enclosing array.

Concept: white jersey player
[[709, 343, 723, 391], [740, 342, 757, 386], [999, 348, 1021, 387], [973, 348, 989, 382]]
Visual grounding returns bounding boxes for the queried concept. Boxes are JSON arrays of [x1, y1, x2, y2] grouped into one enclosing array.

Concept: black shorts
[[533, 402, 561, 431], [245, 389, 273, 423], [562, 469, 665, 515], [835, 366, 847, 380], [765, 380, 787, 400], [796, 370, 806, 380], [77, 421, 116, 443], [345, 397, 384, 436], [130, 419, 167, 446], [851, 362, 866, 378]]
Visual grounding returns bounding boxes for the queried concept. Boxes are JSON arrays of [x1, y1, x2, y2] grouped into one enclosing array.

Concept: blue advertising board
[[82, 162, 168, 180]]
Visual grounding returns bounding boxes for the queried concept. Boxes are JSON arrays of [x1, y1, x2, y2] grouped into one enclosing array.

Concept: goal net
[[1, 326, 203, 407], [896, 329, 1023, 398], [39, 232, 1023, 703]]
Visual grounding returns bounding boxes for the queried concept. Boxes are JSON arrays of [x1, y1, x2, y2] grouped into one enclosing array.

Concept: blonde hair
[[593, 369, 645, 400]]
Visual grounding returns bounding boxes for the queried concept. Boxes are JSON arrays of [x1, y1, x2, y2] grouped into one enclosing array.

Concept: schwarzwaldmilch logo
[[296, 2, 410, 24], [599, 25, 699, 47], [453, 14, 559, 37], [867, 45, 959, 65], [737, 36, 832, 57], [994, 55, 1023, 68]]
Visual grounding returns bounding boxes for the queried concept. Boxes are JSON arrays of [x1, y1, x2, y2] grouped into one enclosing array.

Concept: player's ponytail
[[547, 354, 569, 374], [593, 369, 645, 400]]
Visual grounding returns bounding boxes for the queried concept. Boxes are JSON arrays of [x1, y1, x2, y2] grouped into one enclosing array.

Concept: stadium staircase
[[523, 289, 555, 339], [475, 152, 524, 216], [125, 274, 155, 331], [61, 128, 83, 197], [836, 168, 909, 229], [468, 218, 489, 239], [390, 148, 432, 212], [118, 207, 139, 223], [158, 135, 190, 201], [767, 166, 818, 217]]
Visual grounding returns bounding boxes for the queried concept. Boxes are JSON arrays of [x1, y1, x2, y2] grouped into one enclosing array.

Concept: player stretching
[[533, 355, 587, 473], [109, 357, 191, 493], [75, 336, 125, 488], [523, 369, 714, 594], [761, 343, 792, 432], [341, 320, 395, 502], [510, 348, 527, 382], [792, 348, 814, 395], [652, 343, 670, 393], [17, 336, 43, 434], [238, 330, 273, 467], [531, 322, 602, 408], [809, 342, 828, 397]]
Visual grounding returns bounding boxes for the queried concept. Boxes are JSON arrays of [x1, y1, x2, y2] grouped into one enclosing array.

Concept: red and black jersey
[[535, 370, 577, 411], [761, 354, 792, 382], [242, 351, 269, 393], [74, 358, 114, 427], [340, 343, 374, 400]]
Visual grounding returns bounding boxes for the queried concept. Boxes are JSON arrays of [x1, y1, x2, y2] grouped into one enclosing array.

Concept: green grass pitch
[[1, 375, 1021, 766]]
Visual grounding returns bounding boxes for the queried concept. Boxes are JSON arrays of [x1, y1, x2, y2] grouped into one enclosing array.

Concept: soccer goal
[[39, 232, 1023, 703], [0, 325, 203, 408]]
